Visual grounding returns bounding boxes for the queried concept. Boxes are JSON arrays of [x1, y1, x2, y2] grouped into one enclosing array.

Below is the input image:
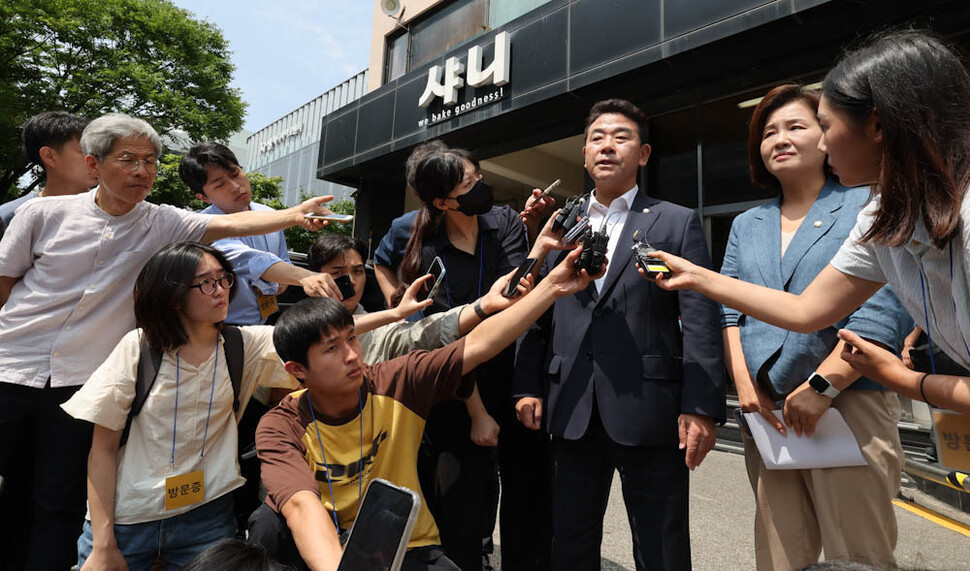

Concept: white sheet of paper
[[743, 409, 867, 470]]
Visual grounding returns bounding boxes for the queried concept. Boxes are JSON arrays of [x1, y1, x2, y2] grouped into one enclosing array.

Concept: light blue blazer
[[720, 179, 913, 395]]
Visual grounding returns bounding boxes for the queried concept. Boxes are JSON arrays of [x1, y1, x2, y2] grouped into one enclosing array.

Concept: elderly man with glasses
[[0, 113, 335, 570]]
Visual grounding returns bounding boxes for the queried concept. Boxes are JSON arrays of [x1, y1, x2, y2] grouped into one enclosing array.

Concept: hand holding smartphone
[[337, 479, 420, 571], [304, 213, 355, 223], [423, 257, 446, 301], [503, 258, 537, 298], [334, 274, 355, 301]]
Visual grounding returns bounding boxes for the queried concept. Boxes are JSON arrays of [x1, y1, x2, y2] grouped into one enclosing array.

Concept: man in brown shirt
[[251, 247, 595, 570]]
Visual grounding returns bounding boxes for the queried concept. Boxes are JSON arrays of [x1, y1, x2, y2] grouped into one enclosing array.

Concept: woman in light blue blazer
[[721, 84, 912, 570]]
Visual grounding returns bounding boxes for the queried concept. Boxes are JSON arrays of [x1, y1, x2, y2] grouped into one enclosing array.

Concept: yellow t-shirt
[[257, 339, 473, 549]]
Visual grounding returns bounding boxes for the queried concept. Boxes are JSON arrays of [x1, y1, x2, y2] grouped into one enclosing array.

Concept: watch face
[[809, 374, 829, 393]]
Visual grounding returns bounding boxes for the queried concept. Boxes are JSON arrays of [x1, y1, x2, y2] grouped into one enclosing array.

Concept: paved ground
[[491, 450, 970, 570]]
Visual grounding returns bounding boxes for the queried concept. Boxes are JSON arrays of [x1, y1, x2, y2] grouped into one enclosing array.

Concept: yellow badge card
[[932, 410, 970, 472], [257, 294, 279, 319], [164, 470, 204, 511]]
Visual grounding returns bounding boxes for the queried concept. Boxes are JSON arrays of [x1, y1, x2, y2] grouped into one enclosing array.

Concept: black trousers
[[550, 408, 690, 571], [0, 382, 93, 571], [419, 396, 552, 571], [248, 503, 460, 571]]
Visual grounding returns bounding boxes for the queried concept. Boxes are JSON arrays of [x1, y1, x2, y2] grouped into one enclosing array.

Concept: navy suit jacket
[[515, 190, 726, 447]]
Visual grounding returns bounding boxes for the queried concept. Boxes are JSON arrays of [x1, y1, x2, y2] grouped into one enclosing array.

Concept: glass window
[[488, 0, 552, 28], [700, 96, 773, 207], [385, 31, 409, 83], [409, 0, 488, 70], [646, 107, 699, 208]]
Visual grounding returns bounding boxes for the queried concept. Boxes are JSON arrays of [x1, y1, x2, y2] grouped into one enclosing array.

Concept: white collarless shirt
[[0, 188, 210, 388], [586, 185, 639, 292]]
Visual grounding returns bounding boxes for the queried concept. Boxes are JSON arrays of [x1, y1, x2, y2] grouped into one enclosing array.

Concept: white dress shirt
[[586, 185, 639, 292]]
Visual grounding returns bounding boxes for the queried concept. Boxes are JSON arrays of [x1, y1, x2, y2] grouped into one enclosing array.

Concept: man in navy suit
[[514, 99, 726, 570]]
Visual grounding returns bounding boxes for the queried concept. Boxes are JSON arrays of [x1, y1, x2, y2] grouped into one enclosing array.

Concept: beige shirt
[[62, 326, 298, 524], [0, 188, 210, 388]]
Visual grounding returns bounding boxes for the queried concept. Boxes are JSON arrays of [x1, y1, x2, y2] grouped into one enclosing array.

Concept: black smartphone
[[503, 258, 537, 298], [334, 274, 355, 301], [423, 256, 446, 301], [337, 479, 421, 571]]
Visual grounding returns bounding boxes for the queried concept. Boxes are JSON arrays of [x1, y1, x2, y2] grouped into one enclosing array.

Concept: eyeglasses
[[187, 274, 234, 295], [115, 157, 159, 173]]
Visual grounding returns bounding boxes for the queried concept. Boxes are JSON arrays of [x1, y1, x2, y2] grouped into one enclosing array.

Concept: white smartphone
[[304, 213, 355, 223], [424, 256, 446, 301], [337, 479, 421, 571]]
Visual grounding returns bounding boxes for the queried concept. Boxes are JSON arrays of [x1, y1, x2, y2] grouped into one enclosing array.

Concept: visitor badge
[[932, 409, 970, 472], [164, 470, 204, 510], [257, 294, 279, 319]]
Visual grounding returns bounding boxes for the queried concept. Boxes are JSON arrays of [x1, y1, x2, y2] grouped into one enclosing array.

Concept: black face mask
[[453, 179, 494, 216]]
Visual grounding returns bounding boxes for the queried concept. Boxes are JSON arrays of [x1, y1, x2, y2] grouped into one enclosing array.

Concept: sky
[[172, 0, 375, 133]]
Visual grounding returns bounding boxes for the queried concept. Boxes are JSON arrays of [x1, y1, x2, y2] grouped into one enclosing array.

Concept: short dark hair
[[747, 84, 826, 191], [135, 242, 237, 352], [584, 99, 649, 143], [22, 112, 89, 171], [273, 297, 355, 367], [179, 142, 241, 194], [823, 30, 970, 249], [307, 235, 368, 272], [182, 538, 285, 571]]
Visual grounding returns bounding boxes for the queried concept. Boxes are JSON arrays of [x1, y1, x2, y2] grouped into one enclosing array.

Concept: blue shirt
[[201, 202, 291, 325], [374, 210, 418, 270], [0, 189, 41, 231], [720, 180, 913, 395]]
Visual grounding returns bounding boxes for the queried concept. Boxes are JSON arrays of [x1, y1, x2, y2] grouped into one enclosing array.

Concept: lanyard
[[171, 339, 219, 465], [441, 234, 485, 309], [307, 388, 364, 531], [917, 241, 970, 375]]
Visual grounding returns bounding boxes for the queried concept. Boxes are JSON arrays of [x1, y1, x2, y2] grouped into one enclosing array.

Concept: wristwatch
[[808, 372, 840, 399]]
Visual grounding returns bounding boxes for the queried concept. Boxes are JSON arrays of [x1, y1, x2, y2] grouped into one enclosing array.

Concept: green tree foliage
[[0, 0, 246, 201], [284, 196, 356, 254], [149, 154, 283, 211]]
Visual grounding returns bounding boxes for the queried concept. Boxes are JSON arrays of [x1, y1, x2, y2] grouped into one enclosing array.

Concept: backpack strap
[[120, 335, 163, 447], [119, 328, 245, 447], [222, 326, 244, 412]]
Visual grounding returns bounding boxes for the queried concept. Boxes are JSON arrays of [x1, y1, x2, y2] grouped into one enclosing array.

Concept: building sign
[[417, 31, 510, 128], [259, 124, 303, 153]]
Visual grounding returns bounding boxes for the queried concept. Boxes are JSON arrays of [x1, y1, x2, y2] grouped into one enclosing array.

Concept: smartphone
[[423, 256, 446, 301], [304, 213, 355, 223], [503, 258, 537, 298], [334, 274, 355, 301], [562, 216, 590, 245], [337, 479, 421, 571]]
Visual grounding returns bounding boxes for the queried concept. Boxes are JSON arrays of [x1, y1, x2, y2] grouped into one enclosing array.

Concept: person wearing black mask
[[396, 145, 551, 571]]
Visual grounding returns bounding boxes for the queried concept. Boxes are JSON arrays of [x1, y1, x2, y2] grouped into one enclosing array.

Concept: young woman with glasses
[[62, 242, 300, 569]]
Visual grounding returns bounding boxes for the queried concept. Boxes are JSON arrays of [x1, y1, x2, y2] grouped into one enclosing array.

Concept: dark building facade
[[318, 0, 970, 428]]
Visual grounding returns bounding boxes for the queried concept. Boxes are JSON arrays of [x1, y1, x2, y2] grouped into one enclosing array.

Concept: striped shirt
[[831, 196, 970, 369]]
